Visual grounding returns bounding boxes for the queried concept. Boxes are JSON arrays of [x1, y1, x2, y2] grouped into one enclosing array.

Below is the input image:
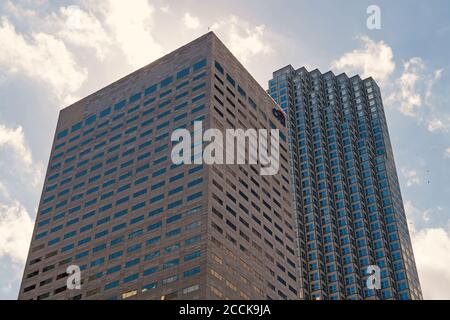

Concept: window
[[145, 251, 160, 261], [215, 61, 224, 74], [145, 84, 157, 95], [177, 68, 190, 79], [193, 59, 207, 71], [105, 281, 119, 290], [161, 76, 173, 88], [226, 74, 235, 87], [85, 114, 97, 126], [148, 221, 162, 232], [125, 258, 140, 268], [187, 192, 202, 201], [164, 258, 180, 269], [129, 92, 142, 103], [100, 107, 111, 117], [184, 266, 200, 278], [114, 100, 126, 110], [184, 250, 201, 262], [185, 235, 201, 246]]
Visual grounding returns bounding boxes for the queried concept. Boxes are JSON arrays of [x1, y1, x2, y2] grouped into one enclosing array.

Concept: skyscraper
[[18, 32, 300, 300], [268, 65, 423, 300]]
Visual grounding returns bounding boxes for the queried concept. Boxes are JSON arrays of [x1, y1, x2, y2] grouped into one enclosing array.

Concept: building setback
[[19, 32, 301, 300], [269, 65, 423, 300]]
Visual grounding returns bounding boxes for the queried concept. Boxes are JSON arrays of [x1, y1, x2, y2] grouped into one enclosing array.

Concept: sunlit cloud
[[183, 12, 200, 30], [331, 35, 395, 85]]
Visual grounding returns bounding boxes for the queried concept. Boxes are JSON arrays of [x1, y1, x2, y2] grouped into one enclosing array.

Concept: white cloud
[[331, 35, 395, 85], [85, 0, 164, 69], [160, 5, 170, 13], [412, 227, 450, 299], [0, 201, 34, 264], [390, 58, 424, 117], [0, 124, 40, 291], [50, 5, 112, 60], [183, 12, 200, 30], [427, 118, 447, 133], [211, 16, 272, 63], [3, 0, 37, 18], [0, 182, 10, 199], [426, 69, 443, 100], [404, 200, 450, 299], [0, 125, 33, 168], [0, 124, 44, 189], [0, 16, 88, 102], [332, 36, 447, 130], [445, 148, 450, 159], [387, 58, 445, 119], [401, 167, 421, 187]]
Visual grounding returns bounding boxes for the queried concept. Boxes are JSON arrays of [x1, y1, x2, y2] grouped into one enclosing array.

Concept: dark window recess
[[226, 74, 236, 87], [215, 61, 224, 74], [54, 286, 67, 294], [23, 285, 36, 293]]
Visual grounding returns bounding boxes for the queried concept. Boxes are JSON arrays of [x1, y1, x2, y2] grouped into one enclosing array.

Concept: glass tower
[[268, 65, 423, 300]]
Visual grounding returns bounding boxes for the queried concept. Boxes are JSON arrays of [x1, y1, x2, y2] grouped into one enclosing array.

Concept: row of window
[[55, 58, 208, 141]]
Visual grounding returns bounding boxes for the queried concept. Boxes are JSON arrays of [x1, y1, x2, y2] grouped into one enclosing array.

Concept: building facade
[[18, 33, 301, 300], [268, 65, 423, 300]]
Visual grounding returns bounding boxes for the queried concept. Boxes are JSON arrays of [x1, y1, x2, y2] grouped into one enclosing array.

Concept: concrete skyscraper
[[19, 33, 300, 300], [268, 65, 422, 300]]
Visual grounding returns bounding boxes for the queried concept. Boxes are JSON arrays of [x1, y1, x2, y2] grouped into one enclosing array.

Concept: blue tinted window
[[161, 76, 173, 88], [100, 107, 111, 117], [129, 92, 142, 103], [71, 122, 82, 132], [149, 207, 163, 217], [85, 114, 97, 126], [184, 266, 200, 277], [105, 281, 119, 290], [145, 84, 157, 95], [193, 59, 207, 71], [114, 100, 126, 110], [107, 265, 121, 274], [192, 94, 205, 103], [57, 129, 68, 140], [177, 68, 190, 79]]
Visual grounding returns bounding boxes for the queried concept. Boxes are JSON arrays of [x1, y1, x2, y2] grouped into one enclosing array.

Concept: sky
[[0, 0, 449, 300]]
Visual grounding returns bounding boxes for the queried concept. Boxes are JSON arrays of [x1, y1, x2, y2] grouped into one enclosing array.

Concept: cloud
[[3, 0, 37, 18], [211, 16, 272, 63], [426, 69, 443, 100], [0, 16, 88, 102], [0, 124, 40, 294], [387, 58, 445, 120], [0, 182, 10, 200], [49, 5, 112, 60], [0, 124, 44, 189], [331, 36, 447, 131], [427, 118, 448, 133], [160, 5, 170, 13], [0, 125, 33, 168], [331, 35, 395, 84], [404, 200, 450, 299], [0, 202, 33, 264], [401, 167, 421, 187], [389, 58, 424, 117], [412, 227, 450, 299], [183, 12, 200, 30], [84, 0, 164, 69], [445, 148, 450, 159]]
